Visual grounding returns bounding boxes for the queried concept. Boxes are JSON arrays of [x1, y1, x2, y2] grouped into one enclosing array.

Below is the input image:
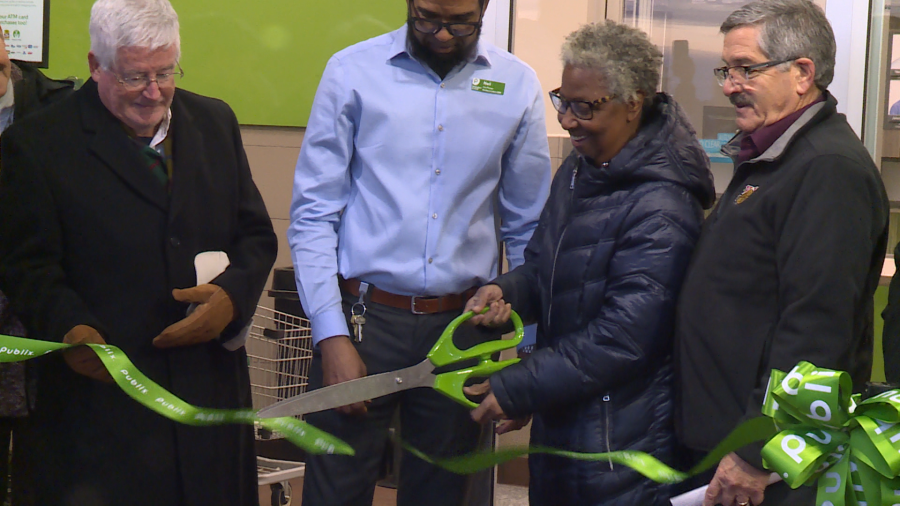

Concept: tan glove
[[152, 284, 236, 348], [62, 325, 113, 382]]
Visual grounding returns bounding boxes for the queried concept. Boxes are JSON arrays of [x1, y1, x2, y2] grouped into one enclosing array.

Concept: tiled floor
[[258, 480, 528, 506]]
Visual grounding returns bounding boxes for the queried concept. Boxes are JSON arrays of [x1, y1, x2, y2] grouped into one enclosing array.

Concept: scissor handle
[[427, 309, 525, 408], [428, 309, 524, 367], [433, 359, 521, 409]]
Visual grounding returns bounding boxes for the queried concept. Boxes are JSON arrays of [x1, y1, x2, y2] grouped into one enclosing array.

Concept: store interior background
[[244, 1, 895, 500], [23, 0, 898, 503]]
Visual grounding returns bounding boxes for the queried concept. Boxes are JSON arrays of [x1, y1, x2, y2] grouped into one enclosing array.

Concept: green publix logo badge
[[471, 78, 505, 95]]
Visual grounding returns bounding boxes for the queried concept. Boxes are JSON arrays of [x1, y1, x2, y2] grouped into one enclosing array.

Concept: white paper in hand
[[193, 251, 250, 351], [669, 473, 781, 506]]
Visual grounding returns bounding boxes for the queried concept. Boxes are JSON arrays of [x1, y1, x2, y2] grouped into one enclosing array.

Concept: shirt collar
[[388, 24, 492, 68], [148, 108, 172, 150], [746, 94, 823, 159], [729, 94, 825, 164], [0, 79, 14, 111]]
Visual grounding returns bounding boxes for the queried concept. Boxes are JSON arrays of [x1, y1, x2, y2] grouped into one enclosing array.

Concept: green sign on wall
[[44, 0, 405, 127]]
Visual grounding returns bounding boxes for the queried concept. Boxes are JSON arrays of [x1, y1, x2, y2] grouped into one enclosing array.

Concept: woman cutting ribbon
[[464, 20, 715, 506]]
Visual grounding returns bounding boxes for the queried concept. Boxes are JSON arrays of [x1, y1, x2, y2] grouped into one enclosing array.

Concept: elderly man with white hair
[[0, 0, 277, 504]]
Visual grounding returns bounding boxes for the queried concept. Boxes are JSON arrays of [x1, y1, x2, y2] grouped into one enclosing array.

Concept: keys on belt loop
[[350, 282, 369, 342]]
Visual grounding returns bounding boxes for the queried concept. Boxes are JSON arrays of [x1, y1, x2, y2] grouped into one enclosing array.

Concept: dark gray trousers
[[301, 291, 497, 506]]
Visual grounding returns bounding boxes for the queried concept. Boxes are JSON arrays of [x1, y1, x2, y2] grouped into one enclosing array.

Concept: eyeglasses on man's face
[[114, 62, 184, 92], [407, 2, 484, 38], [409, 16, 482, 37], [549, 88, 616, 121], [713, 58, 796, 86]]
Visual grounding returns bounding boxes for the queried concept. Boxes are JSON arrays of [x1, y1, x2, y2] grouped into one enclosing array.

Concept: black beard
[[406, 22, 480, 79]]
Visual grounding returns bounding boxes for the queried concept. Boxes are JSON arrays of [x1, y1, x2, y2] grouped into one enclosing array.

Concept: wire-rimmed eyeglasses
[[114, 62, 184, 92], [713, 58, 796, 86]]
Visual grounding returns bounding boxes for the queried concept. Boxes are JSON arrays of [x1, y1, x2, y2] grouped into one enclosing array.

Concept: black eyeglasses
[[713, 58, 797, 86], [408, 16, 483, 37], [549, 88, 616, 120]]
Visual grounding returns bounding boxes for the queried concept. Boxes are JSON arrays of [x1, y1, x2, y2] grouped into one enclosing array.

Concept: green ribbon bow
[[761, 361, 900, 506], [0, 333, 353, 456]]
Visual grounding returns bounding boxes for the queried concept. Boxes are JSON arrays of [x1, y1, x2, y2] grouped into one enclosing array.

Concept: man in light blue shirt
[[287, 0, 551, 504]]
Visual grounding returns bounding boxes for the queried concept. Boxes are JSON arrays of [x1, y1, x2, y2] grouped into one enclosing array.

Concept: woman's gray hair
[[720, 0, 835, 90], [560, 20, 662, 106], [90, 0, 181, 70]]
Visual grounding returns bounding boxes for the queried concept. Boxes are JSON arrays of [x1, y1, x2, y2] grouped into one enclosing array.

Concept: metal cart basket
[[247, 305, 314, 506]]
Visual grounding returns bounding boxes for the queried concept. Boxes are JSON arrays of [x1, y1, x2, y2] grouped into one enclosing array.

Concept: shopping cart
[[247, 305, 314, 506]]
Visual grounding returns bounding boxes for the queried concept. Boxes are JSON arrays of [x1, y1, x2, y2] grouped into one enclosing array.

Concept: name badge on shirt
[[471, 78, 505, 95]]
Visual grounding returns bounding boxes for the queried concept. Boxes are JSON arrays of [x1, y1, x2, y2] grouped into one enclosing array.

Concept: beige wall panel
[[240, 126, 305, 149], [514, 0, 591, 136], [243, 143, 302, 221]]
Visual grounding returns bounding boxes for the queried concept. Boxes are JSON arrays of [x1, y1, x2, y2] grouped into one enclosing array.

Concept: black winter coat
[[676, 93, 888, 506], [490, 93, 715, 506], [0, 79, 277, 506], [0, 61, 75, 417]]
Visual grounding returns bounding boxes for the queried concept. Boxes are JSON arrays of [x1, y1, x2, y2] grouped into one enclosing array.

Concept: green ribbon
[[401, 408, 779, 483], [759, 361, 900, 506], [401, 360, 900, 506], [0, 333, 353, 456]]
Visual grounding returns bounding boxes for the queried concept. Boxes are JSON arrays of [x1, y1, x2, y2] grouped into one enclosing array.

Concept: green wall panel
[[43, 0, 405, 126], [875, 284, 888, 383]]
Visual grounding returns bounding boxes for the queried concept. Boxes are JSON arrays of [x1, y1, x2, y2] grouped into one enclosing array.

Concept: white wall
[[825, 0, 870, 137], [482, 0, 512, 50]]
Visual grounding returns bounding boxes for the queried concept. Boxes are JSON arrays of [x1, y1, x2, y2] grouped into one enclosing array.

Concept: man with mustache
[[288, 0, 551, 504], [0, 0, 277, 504], [674, 1, 889, 505]]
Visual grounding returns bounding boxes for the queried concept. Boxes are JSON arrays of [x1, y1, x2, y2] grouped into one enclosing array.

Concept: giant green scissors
[[256, 310, 524, 419]]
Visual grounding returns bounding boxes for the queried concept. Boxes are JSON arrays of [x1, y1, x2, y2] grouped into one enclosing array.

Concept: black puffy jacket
[[490, 93, 715, 506]]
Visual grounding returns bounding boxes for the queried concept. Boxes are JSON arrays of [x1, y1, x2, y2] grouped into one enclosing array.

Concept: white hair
[[561, 21, 662, 106], [90, 0, 181, 70]]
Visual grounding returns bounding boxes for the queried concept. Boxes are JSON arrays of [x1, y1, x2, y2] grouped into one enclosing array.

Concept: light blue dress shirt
[[288, 25, 551, 345]]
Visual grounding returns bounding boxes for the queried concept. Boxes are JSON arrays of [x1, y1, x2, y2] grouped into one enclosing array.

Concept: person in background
[[674, 1, 889, 505], [287, 0, 552, 504], [464, 20, 715, 506], [0, 25, 75, 506], [889, 98, 900, 116], [880, 244, 900, 385], [0, 0, 277, 504]]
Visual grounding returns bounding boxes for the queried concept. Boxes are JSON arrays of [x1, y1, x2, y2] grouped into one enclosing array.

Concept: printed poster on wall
[[0, 0, 48, 67]]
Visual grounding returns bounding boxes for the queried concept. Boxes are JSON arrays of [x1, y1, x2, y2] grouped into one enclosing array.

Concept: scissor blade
[[256, 359, 436, 419]]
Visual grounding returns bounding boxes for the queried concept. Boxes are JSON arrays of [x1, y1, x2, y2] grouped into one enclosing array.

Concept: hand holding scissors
[[256, 309, 525, 419]]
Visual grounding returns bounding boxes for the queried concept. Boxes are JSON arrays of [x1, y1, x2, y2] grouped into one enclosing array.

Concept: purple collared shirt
[[737, 95, 824, 164]]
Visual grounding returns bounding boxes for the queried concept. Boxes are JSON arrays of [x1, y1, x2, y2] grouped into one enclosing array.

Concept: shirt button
[[432, 213, 438, 219], [440, 83, 445, 88], [428, 258, 434, 264], [169, 237, 180, 247], [438, 125, 444, 131], [435, 169, 441, 175]]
